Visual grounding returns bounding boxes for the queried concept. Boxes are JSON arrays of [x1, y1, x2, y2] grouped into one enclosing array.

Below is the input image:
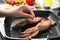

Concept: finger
[[24, 13, 34, 19], [23, 5, 35, 18], [19, 12, 34, 19], [30, 10, 35, 18]]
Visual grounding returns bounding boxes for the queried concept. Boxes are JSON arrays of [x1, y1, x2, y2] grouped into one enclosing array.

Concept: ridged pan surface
[[4, 11, 59, 38]]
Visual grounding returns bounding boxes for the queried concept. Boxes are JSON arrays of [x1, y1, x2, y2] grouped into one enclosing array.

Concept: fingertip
[[28, 15, 34, 19], [23, 13, 34, 19], [30, 10, 35, 18]]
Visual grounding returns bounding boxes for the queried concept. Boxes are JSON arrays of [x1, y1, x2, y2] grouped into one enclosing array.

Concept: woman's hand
[[8, 5, 35, 19], [0, 5, 35, 19]]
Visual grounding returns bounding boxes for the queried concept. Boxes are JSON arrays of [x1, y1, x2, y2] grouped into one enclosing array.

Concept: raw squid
[[19, 20, 56, 38], [13, 17, 43, 28]]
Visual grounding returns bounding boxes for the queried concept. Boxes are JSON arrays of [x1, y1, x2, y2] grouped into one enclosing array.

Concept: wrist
[[0, 9, 10, 17]]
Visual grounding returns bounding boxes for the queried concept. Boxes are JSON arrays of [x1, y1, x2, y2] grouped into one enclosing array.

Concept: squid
[[13, 17, 44, 28], [19, 20, 56, 38]]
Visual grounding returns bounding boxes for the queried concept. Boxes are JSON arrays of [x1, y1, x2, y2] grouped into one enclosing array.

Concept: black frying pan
[[4, 10, 60, 40]]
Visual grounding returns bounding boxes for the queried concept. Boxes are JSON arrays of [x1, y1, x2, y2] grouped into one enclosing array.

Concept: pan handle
[[0, 17, 6, 37], [50, 9, 60, 20], [5, 36, 29, 40]]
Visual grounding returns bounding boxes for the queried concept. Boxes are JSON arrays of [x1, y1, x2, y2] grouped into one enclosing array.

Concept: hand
[[8, 5, 35, 19]]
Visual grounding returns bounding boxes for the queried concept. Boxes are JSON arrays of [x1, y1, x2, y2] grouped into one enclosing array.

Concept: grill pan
[[1, 10, 60, 40]]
